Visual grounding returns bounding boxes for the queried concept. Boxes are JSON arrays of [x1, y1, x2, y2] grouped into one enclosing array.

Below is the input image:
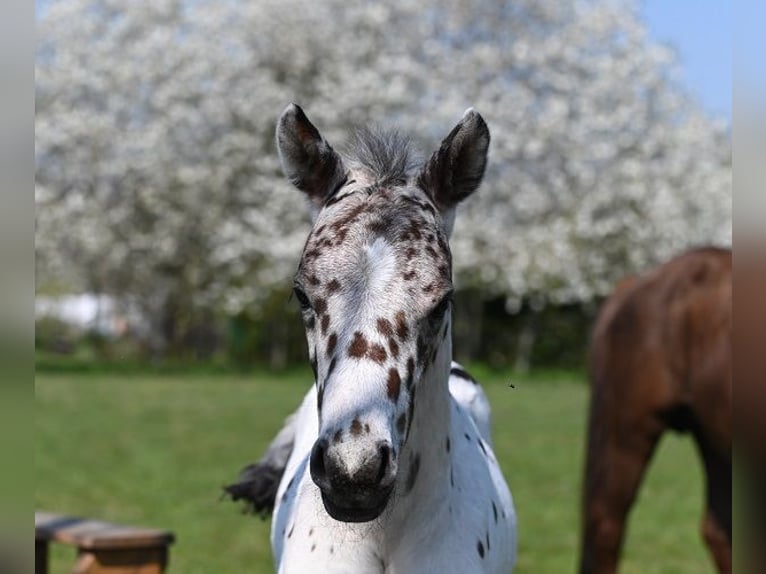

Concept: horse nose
[[371, 442, 396, 489], [309, 438, 332, 491], [310, 438, 396, 493]]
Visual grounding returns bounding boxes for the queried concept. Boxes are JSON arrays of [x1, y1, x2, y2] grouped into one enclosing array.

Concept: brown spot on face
[[406, 220, 423, 240], [321, 314, 330, 335], [364, 423, 370, 434], [303, 248, 320, 261], [314, 297, 327, 315], [395, 312, 409, 340], [308, 274, 320, 286], [396, 413, 407, 434], [422, 283, 434, 293], [350, 418, 363, 436], [403, 270, 417, 281], [388, 337, 400, 359], [331, 203, 366, 231], [425, 245, 438, 258], [376, 318, 393, 337], [405, 247, 417, 260], [314, 224, 326, 236], [368, 344, 387, 364], [326, 333, 338, 358], [327, 278, 341, 293], [387, 369, 401, 401], [368, 219, 387, 235], [333, 430, 343, 444], [348, 332, 368, 358]]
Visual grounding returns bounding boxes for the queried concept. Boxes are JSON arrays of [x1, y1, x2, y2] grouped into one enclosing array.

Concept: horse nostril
[[376, 443, 395, 486], [310, 438, 329, 488]]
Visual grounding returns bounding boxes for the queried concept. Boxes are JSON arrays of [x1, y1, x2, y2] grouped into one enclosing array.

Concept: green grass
[[35, 369, 712, 573]]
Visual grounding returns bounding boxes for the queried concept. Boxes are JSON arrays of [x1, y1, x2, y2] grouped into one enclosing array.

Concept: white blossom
[[36, 0, 731, 324]]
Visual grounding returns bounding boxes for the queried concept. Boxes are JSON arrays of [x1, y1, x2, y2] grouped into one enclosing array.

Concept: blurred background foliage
[[35, 0, 730, 371]]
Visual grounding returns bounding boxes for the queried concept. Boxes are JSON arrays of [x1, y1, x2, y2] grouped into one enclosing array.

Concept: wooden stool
[[35, 511, 175, 574]]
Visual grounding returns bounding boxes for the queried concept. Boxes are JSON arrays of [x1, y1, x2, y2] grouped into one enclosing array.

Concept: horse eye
[[430, 294, 452, 321], [293, 286, 312, 310]]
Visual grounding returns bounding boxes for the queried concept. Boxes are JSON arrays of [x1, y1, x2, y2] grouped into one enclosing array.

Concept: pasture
[[35, 368, 712, 573]]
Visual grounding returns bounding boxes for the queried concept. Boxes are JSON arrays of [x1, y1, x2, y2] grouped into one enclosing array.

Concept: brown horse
[[579, 247, 732, 574], [734, 247, 766, 574]]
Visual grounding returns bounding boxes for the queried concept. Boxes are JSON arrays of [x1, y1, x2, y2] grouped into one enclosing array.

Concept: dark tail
[[223, 412, 298, 517], [223, 461, 286, 518]]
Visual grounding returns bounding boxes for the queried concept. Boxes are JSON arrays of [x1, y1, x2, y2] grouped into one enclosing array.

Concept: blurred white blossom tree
[[36, 0, 731, 353]]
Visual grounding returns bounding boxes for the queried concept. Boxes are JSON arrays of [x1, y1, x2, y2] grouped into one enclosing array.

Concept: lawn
[[35, 368, 712, 573]]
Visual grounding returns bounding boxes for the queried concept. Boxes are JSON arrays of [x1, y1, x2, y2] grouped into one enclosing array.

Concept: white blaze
[[364, 236, 396, 296]]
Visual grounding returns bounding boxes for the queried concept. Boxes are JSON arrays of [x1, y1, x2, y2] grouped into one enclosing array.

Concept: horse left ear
[[418, 108, 490, 211], [276, 103, 347, 208]]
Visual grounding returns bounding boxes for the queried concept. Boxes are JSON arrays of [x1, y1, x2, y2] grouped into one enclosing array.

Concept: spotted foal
[[235, 105, 516, 573]]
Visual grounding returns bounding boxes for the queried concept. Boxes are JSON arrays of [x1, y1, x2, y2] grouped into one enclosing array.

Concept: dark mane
[[343, 127, 421, 186]]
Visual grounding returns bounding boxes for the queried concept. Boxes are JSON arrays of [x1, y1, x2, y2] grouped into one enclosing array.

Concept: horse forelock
[[341, 126, 421, 188]]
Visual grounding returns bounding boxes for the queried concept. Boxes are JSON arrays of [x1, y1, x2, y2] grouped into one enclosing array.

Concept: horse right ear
[[276, 104, 347, 208], [418, 108, 490, 211]]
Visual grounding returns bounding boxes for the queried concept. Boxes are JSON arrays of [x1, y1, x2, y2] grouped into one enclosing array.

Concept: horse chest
[[272, 401, 515, 574]]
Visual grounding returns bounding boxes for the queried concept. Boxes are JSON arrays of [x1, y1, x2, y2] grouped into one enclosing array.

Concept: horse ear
[[276, 104, 346, 207], [418, 108, 490, 211]]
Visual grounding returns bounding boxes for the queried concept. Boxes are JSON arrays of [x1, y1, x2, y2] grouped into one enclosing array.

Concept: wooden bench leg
[[72, 547, 168, 574], [35, 540, 49, 574]]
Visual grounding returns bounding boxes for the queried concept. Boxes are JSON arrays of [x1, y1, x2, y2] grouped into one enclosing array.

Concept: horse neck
[[395, 317, 453, 517]]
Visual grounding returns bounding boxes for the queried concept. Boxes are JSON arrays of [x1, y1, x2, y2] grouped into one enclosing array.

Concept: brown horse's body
[[580, 247, 732, 574]]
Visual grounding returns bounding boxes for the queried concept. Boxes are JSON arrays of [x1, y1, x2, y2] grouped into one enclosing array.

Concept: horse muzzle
[[309, 437, 397, 523]]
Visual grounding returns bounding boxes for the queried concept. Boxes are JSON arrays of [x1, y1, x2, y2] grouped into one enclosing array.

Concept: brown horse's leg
[[742, 466, 766, 574], [702, 509, 731, 574], [580, 411, 662, 574], [696, 435, 732, 574]]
